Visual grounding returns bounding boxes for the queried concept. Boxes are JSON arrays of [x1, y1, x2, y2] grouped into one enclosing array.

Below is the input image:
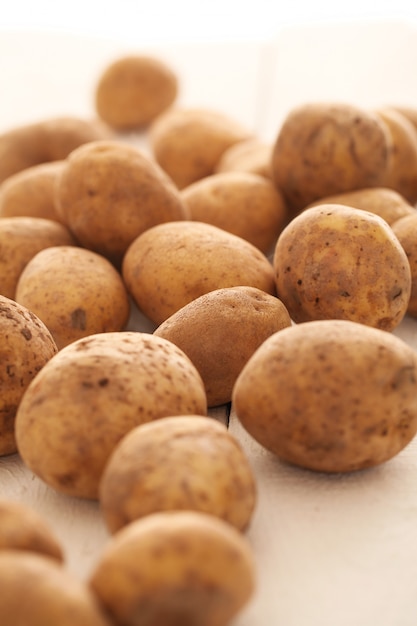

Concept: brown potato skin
[[89, 511, 256, 626], [273, 204, 411, 331], [271, 103, 391, 214], [99, 415, 257, 533], [392, 212, 417, 317], [0, 295, 58, 456], [95, 55, 178, 130], [154, 286, 291, 406], [215, 138, 273, 179], [232, 319, 417, 473], [122, 221, 276, 325]]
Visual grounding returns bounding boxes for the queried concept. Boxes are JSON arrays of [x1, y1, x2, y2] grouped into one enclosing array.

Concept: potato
[[271, 102, 391, 214], [0, 216, 76, 299], [392, 212, 417, 317], [181, 171, 288, 254], [391, 105, 417, 133], [149, 107, 253, 189], [0, 551, 112, 626], [15, 245, 130, 349], [232, 319, 417, 473], [95, 54, 178, 130], [307, 187, 415, 226], [89, 511, 256, 626], [0, 499, 63, 561], [0, 295, 58, 456], [0, 116, 112, 183], [15, 331, 207, 499], [154, 286, 291, 406], [55, 140, 187, 265], [273, 204, 411, 331], [99, 415, 257, 533], [122, 221, 276, 325], [215, 138, 273, 179]]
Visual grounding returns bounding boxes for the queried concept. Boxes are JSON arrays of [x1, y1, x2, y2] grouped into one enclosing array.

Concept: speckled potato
[[181, 171, 288, 254], [149, 107, 253, 189], [154, 286, 291, 406], [392, 212, 417, 317], [55, 140, 187, 265], [95, 54, 178, 130], [215, 138, 273, 179], [0, 295, 58, 456], [0, 216, 75, 299], [0, 499, 63, 561], [89, 511, 256, 626], [122, 221, 276, 325], [271, 102, 391, 214], [99, 415, 257, 533], [15, 245, 130, 349], [0, 551, 112, 626], [15, 332, 207, 499], [232, 319, 417, 473], [273, 204, 411, 330]]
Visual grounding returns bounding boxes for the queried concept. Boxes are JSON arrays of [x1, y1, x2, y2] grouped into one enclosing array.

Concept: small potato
[[89, 511, 256, 626], [215, 138, 273, 179], [150, 107, 253, 189], [56, 140, 187, 265], [0, 216, 76, 299], [154, 286, 291, 406], [99, 415, 257, 533], [0, 551, 112, 626], [95, 54, 179, 130], [271, 102, 391, 214], [232, 319, 417, 473], [273, 204, 411, 331], [15, 332, 207, 499], [122, 221, 276, 325], [392, 212, 417, 317], [15, 245, 130, 349], [0, 295, 58, 456], [0, 499, 63, 561], [181, 171, 288, 254]]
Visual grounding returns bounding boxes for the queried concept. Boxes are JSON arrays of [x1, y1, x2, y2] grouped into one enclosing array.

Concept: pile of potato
[[2, 48, 417, 625]]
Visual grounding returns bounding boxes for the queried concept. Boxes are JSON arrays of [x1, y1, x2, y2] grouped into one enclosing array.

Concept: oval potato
[[392, 212, 417, 318], [215, 138, 273, 179]]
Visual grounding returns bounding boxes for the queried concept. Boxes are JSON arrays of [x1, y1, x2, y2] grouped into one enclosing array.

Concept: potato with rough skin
[[0, 551, 112, 626], [89, 511, 256, 626], [95, 54, 179, 130], [0, 499, 63, 562], [154, 286, 291, 406], [15, 332, 207, 499], [15, 245, 130, 349], [392, 212, 417, 318], [0, 295, 58, 456], [271, 102, 391, 214], [99, 415, 257, 533], [232, 319, 417, 473], [273, 204, 411, 331], [122, 221, 276, 325], [215, 138, 273, 179]]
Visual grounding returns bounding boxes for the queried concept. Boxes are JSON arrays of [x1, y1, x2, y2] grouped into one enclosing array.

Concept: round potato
[[122, 221, 276, 325], [15, 332, 207, 499], [0, 551, 112, 626], [0, 295, 58, 456], [89, 511, 256, 626], [181, 171, 288, 254], [95, 54, 178, 130], [273, 204, 411, 331], [215, 138, 273, 179], [271, 102, 391, 214], [55, 140, 187, 265], [154, 286, 291, 406], [232, 319, 417, 473], [0, 216, 76, 299], [149, 107, 253, 189], [392, 212, 417, 317], [99, 415, 257, 533], [15, 245, 130, 349], [0, 499, 63, 561]]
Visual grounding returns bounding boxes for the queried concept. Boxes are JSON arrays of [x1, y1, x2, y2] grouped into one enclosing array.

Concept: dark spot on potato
[[340, 291, 350, 297], [297, 279, 302, 285], [71, 308, 86, 330], [20, 327, 32, 340], [98, 378, 109, 387]]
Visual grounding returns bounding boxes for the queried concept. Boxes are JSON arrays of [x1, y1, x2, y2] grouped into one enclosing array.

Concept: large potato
[[392, 212, 417, 317], [0, 295, 58, 456], [122, 221, 276, 325], [273, 204, 411, 331], [154, 286, 291, 406], [15, 332, 207, 499], [89, 511, 256, 626], [232, 319, 417, 473]]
